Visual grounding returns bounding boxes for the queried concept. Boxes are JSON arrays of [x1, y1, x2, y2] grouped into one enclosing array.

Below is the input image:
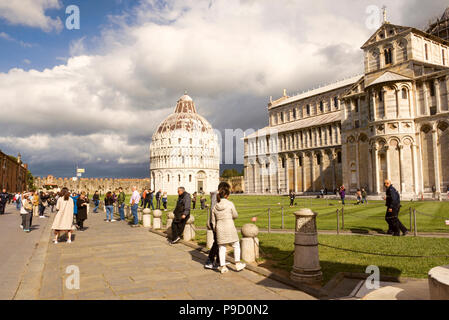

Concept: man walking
[[130, 186, 141, 227], [289, 190, 295, 207], [384, 180, 408, 236], [117, 187, 126, 221], [0, 188, 8, 215], [170, 187, 191, 244]]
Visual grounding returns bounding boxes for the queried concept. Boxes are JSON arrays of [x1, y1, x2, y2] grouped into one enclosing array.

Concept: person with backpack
[[211, 183, 246, 274]]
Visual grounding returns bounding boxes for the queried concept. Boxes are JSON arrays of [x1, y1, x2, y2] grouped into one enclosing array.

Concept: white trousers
[[219, 241, 241, 267]]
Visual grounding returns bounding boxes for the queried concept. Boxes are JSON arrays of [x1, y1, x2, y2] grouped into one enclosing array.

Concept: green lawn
[[194, 230, 449, 285], [102, 194, 449, 233], [186, 195, 449, 234]]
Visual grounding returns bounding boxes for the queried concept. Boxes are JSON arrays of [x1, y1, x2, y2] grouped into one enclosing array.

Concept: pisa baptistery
[[150, 93, 220, 195]]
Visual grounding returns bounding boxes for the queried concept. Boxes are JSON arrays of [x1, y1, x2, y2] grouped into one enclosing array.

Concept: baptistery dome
[[150, 94, 220, 195]]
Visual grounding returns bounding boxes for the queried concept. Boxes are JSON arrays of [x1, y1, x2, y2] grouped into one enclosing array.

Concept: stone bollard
[[183, 215, 196, 241], [290, 208, 322, 285], [142, 209, 152, 227], [138, 207, 143, 223], [240, 224, 259, 263], [166, 212, 174, 239], [152, 210, 162, 229], [428, 265, 449, 300]]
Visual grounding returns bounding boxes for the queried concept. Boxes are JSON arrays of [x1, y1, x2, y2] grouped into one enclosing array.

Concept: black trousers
[[0, 202, 5, 214], [207, 231, 220, 265], [76, 216, 85, 229], [385, 208, 407, 235], [192, 201, 196, 209], [171, 219, 187, 240], [156, 199, 161, 209]]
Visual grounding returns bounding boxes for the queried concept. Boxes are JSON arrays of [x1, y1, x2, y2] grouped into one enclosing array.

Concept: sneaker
[[212, 262, 220, 270], [20, 225, 23, 229], [131, 224, 139, 228], [67, 239, 72, 243], [220, 266, 229, 274], [39, 216, 45, 219], [53, 240, 58, 244], [171, 237, 181, 244], [236, 262, 246, 272], [111, 219, 117, 222], [24, 229, 31, 233], [204, 260, 214, 269]]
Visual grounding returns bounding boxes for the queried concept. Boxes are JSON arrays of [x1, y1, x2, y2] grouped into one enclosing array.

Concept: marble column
[[398, 145, 405, 193], [293, 154, 298, 193], [371, 91, 377, 121], [285, 155, 290, 193], [395, 89, 400, 118], [311, 153, 316, 192], [368, 148, 373, 193], [301, 152, 307, 193], [385, 146, 391, 182], [412, 143, 420, 195], [277, 158, 281, 194], [355, 140, 360, 189], [435, 79, 442, 114], [423, 83, 430, 116], [373, 146, 380, 194], [432, 129, 442, 194], [260, 162, 264, 194]]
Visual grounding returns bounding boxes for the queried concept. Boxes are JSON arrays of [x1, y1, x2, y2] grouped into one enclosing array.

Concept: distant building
[[245, 9, 449, 198], [150, 94, 220, 195], [220, 176, 245, 193], [34, 175, 150, 195], [0, 151, 28, 192]]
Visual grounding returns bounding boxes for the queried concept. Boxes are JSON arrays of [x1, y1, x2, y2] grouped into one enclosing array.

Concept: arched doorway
[[196, 171, 206, 193]]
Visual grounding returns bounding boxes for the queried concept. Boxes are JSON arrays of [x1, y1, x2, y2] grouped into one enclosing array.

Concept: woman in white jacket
[[212, 185, 246, 274]]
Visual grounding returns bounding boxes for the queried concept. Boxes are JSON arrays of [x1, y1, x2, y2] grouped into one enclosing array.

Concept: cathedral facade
[[150, 94, 220, 195], [244, 15, 449, 198]]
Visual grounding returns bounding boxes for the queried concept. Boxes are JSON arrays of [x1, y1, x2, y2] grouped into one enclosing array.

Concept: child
[[162, 192, 168, 211]]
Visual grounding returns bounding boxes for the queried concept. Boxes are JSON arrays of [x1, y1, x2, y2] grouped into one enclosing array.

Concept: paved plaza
[[2, 206, 314, 300]]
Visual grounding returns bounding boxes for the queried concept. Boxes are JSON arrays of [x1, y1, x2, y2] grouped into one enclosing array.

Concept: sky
[[0, 0, 447, 178]]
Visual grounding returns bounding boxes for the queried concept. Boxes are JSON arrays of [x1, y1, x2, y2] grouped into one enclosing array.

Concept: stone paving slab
[[34, 209, 315, 300]]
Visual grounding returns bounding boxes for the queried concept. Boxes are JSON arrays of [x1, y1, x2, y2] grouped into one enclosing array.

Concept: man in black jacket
[[0, 189, 8, 215], [170, 187, 191, 244], [384, 180, 408, 236]]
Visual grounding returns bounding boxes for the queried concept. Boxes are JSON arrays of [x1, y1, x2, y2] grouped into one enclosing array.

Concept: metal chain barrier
[[318, 242, 449, 258], [254, 240, 295, 261], [415, 209, 448, 222]]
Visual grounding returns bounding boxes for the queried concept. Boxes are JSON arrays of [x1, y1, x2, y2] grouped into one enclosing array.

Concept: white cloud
[[0, 0, 63, 32], [0, 0, 446, 176]]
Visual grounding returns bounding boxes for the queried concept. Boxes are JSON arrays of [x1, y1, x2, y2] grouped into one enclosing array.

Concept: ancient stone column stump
[[241, 223, 259, 263], [290, 208, 322, 285], [183, 215, 196, 242], [152, 210, 162, 229], [142, 208, 151, 227]]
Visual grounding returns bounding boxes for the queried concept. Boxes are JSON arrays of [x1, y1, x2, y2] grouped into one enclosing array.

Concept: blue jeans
[[118, 203, 125, 220], [131, 204, 139, 225], [16, 200, 21, 210], [106, 205, 114, 220], [93, 200, 100, 212]]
